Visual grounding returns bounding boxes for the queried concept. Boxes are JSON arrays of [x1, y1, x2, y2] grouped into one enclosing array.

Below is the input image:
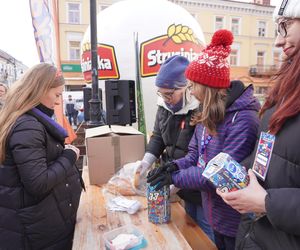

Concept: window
[[257, 51, 265, 65], [230, 43, 240, 66], [231, 17, 240, 35], [230, 49, 238, 66], [69, 41, 81, 60], [67, 32, 83, 60], [8, 65, 12, 75], [215, 16, 224, 31], [258, 21, 266, 37], [68, 3, 80, 24]]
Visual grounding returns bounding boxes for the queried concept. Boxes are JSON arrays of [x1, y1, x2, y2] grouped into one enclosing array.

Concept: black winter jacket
[[147, 106, 196, 161], [0, 105, 82, 250], [236, 106, 300, 250]]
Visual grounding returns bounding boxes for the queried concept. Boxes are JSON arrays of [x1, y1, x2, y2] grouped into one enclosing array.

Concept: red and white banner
[[140, 24, 204, 77], [81, 43, 120, 82]]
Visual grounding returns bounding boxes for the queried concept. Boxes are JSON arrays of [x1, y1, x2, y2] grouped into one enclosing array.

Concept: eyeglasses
[[187, 83, 194, 91], [276, 19, 294, 38], [156, 88, 177, 100]]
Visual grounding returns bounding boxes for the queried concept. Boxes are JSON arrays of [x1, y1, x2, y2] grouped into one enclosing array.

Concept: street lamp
[[88, 0, 105, 127]]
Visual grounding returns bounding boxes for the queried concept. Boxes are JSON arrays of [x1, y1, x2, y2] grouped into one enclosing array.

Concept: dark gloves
[[164, 161, 179, 172], [148, 171, 173, 191], [147, 162, 178, 182], [146, 162, 178, 191]]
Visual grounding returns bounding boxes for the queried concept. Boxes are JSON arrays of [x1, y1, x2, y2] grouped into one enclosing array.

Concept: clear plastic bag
[[105, 161, 147, 196]]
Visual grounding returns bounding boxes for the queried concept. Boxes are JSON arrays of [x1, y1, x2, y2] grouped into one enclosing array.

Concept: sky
[[0, 0, 281, 68], [0, 0, 39, 67]]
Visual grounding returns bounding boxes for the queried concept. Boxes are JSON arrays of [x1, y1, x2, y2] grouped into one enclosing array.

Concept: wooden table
[[72, 166, 217, 250]]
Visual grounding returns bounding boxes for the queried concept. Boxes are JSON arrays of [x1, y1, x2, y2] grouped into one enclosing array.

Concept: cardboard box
[[85, 125, 145, 185]]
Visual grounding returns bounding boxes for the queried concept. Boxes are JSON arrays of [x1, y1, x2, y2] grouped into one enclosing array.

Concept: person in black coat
[[65, 94, 78, 126], [217, 1, 300, 249], [0, 63, 83, 250], [138, 55, 214, 242]]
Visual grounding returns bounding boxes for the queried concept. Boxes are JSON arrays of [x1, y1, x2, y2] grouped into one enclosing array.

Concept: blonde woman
[[0, 63, 82, 249], [148, 30, 260, 249]]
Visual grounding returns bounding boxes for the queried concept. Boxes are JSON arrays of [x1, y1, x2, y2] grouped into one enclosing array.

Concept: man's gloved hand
[[147, 162, 178, 182], [146, 162, 178, 183], [148, 171, 173, 191], [146, 167, 163, 182], [164, 162, 179, 173]]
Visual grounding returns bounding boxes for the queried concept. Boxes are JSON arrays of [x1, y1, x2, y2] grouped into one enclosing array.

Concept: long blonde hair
[[191, 82, 227, 135], [0, 63, 64, 163]]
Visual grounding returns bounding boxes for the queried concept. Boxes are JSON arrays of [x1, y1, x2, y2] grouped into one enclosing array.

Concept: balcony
[[249, 64, 279, 77]]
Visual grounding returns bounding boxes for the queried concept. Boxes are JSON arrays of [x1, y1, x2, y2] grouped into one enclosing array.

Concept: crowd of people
[[0, 0, 299, 249]]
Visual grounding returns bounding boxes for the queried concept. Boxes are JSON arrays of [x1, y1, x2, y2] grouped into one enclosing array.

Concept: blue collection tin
[[147, 183, 170, 224]]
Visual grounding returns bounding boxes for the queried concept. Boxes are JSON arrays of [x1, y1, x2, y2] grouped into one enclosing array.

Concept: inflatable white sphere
[[81, 0, 205, 132]]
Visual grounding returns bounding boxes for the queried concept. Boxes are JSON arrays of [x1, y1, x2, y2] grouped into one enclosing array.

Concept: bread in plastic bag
[[105, 161, 147, 196]]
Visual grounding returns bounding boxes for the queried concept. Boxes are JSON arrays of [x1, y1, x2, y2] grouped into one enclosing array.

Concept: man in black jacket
[[65, 94, 78, 126]]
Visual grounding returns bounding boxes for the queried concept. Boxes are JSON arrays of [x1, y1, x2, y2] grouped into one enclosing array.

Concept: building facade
[[171, 0, 278, 101], [58, 0, 113, 91], [0, 49, 28, 86], [58, 0, 279, 100], [58, 0, 89, 91]]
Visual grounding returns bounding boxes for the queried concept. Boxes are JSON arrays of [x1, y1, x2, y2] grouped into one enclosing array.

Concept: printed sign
[[140, 24, 204, 77], [252, 132, 275, 180], [81, 43, 120, 82]]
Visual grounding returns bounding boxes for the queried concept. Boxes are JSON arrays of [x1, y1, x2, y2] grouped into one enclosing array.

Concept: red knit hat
[[185, 29, 233, 89]]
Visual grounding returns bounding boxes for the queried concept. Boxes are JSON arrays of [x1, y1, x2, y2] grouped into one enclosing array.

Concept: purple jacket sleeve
[[172, 111, 259, 191], [171, 166, 215, 190], [172, 125, 214, 190]]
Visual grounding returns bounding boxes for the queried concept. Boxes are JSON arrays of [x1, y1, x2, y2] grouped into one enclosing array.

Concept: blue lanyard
[[200, 127, 212, 155]]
